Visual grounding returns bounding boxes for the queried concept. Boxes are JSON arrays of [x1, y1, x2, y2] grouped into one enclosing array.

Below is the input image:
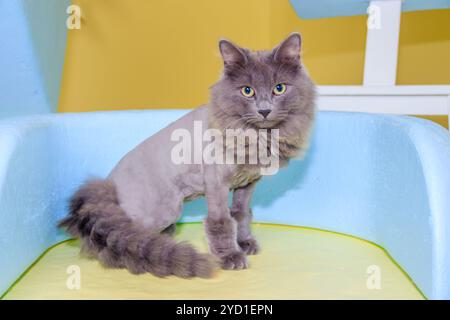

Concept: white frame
[[317, 85, 450, 118], [317, 0, 450, 129]]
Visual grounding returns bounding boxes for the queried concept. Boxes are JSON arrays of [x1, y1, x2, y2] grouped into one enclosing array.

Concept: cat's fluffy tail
[[58, 179, 216, 278]]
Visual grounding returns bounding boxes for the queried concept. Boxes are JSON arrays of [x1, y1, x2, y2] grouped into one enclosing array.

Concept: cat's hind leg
[[60, 179, 217, 278]]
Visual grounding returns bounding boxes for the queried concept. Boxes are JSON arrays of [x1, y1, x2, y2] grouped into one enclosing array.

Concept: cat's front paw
[[220, 251, 248, 270], [238, 237, 260, 255]]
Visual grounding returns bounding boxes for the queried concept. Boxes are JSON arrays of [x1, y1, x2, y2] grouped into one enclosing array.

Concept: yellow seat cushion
[[2, 223, 423, 300]]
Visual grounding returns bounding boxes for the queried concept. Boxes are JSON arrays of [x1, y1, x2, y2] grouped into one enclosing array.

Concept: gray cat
[[59, 33, 316, 278]]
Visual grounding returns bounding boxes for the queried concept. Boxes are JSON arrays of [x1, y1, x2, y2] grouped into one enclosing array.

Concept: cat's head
[[211, 33, 315, 129]]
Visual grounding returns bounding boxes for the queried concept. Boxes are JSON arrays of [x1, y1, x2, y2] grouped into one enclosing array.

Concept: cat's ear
[[273, 33, 302, 64], [219, 39, 247, 66]]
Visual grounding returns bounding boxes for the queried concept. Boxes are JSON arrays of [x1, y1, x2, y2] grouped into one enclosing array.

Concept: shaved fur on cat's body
[[59, 33, 316, 278]]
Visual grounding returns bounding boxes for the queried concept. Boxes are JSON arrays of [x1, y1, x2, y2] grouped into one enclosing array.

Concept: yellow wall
[[58, 1, 450, 127]]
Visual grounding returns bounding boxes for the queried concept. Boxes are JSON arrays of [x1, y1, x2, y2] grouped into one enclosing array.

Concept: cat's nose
[[258, 109, 271, 118]]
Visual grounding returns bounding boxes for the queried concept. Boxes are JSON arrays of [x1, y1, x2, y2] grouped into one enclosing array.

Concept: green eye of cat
[[273, 83, 287, 95], [241, 86, 255, 98]]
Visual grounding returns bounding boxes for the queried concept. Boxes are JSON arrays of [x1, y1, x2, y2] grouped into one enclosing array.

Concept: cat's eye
[[273, 83, 287, 95], [241, 86, 255, 98]]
